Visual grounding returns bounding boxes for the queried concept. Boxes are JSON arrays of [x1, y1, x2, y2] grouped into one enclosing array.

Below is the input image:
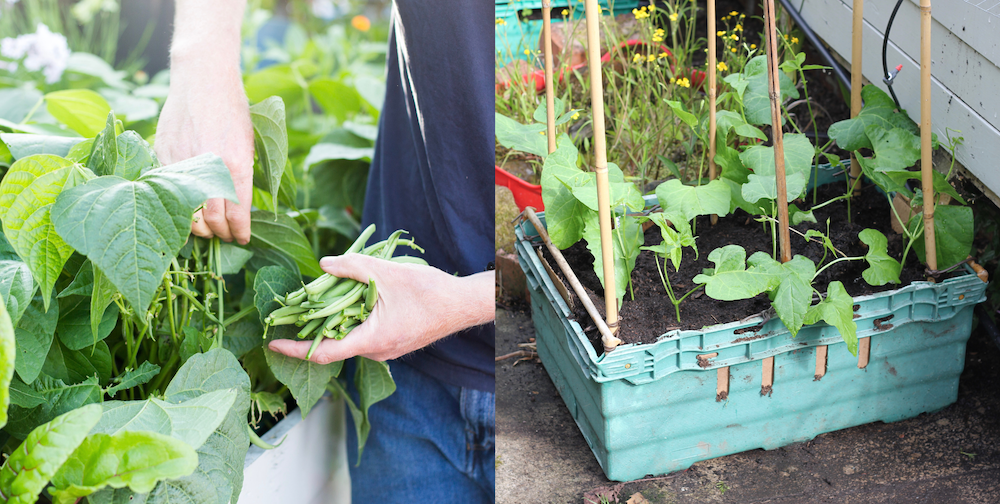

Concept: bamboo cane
[[920, 0, 936, 272], [708, 0, 718, 226], [543, 0, 557, 154], [524, 208, 622, 352], [583, 0, 620, 343], [849, 0, 864, 194], [764, 0, 791, 264]]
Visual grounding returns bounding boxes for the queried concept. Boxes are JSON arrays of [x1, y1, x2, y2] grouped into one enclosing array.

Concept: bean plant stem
[[224, 304, 256, 327], [213, 237, 225, 349]]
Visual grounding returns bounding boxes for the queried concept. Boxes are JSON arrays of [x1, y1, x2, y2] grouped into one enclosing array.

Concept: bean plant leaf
[[539, 138, 587, 249], [740, 133, 814, 204], [693, 245, 780, 301], [582, 212, 642, 306], [568, 166, 643, 213], [908, 204, 974, 270], [740, 55, 799, 125], [0, 403, 101, 504], [0, 155, 94, 310], [249, 211, 323, 278], [308, 77, 362, 123], [0, 295, 14, 430], [14, 295, 59, 384], [250, 96, 288, 215], [42, 338, 113, 386], [59, 261, 94, 298], [217, 242, 255, 275], [655, 179, 731, 222], [532, 97, 576, 126], [748, 253, 816, 336], [253, 265, 301, 326], [88, 113, 118, 177], [92, 389, 237, 450], [858, 229, 901, 285], [666, 100, 698, 128], [828, 85, 918, 151], [91, 265, 118, 347], [351, 357, 396, 461], [866, 125, 920, 171], [641, 212, 696, 272], [103, 361, 161, 398], [804, 281, 858, 355], [0, 133, 84, 160], [878, 165, 966, 204], [44, 90, 112, 137], [264, 348, 342, 419], [494, 112, 547, 157], [2, 375, 102, 444], [56, 295, 119, 351], [51, 153, 237, 313], [0, 258, 33, 326], [111, 131, 158, 180], [221, 319, 261, 360], [49, 431, 198, 504]]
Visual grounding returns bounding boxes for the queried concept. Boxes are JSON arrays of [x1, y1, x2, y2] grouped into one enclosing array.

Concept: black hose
[[975, 304, 1000, 353], [777, 0, 852, 93], [882, 0, 905, 109]]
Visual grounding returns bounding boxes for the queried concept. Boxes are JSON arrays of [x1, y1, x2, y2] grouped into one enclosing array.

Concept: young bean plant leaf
[[803, 281, 858, 355], [13, 294, 58, 384], [748, 253, 816, 336], [249, 211, 324, 278], [666, 100, 698, 128], [90, 265, 118, 348], [0, 155, 94, 310], [250, 96, 288, 216], [866, 124, 920, 171], [583, 212, 642, 306], [494, 112, 547, 158], [3, 375, 102, 441], [44, 89, 111, 137], [308, 78, 362, 123], [253, 265, 301, 326], [533, 97, 577, 126], [540, 137, 587, 249], [351, 357, 396, 462], [0, 258, 33, 326], [858, 229, 902, 285], [51, 153, 237, 313], [0, 295, 14, 430], [740, 134, 814, 204], [655, 179, 731, 222], [49, 431, 199, 504], [739, 55, 799, 125], [264, 349, 342, 419], [103, 361, 161, 398], [693, 245, 779, 301], [641, 212, 696, 272], [55, 295, 119, 351], [0, 403, 101, 504], [908, 204, 974, 270], [0, 133, 83, 160], [42, 338, 113, 386], [828, 85, 918, 151], [92, 389, 237, 450]]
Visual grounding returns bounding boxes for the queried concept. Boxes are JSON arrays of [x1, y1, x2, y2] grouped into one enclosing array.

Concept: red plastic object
[[495, 165, 544, 211]]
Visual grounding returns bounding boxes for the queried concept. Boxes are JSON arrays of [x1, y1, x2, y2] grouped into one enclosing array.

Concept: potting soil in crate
[[514, 210, 989, 482]]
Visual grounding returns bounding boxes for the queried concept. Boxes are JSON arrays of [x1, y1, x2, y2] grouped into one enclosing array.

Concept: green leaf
[[641, 212, 695, 272], [351, 357, 396, 461], [0, 293, 15, 429], [58, 261, 94, 298], [317, 204, 361, 240], [308, 78, 362, 123], [87, 112, 118, 177], [217, 242, 254, 276], [49, 431, 198, 503], [858, 229, 901, 285], [789, 203, 817, 225], [582, 212, 642, 306], [828, 85, 918, 151], [253, 265, 301, 325], [56, 295, 119, 351], [909, 204, 974, 270], [43, 338, 112, 387], [748, 253, 815, 336], [733, 123, 767, 141], [0, 258, 33, 326], [655, 179, 731, 222], [0, 155, 93, 309], [740, 134, 814, 203], [495, 112, 548, 157], [0, 403, 101, 504], [51, 153, 237, 313], [666, 100, 698, 128], [249, 212, 322, 278], [111, 131, 158, 180], [568, 168, 643, 213], [44, 90, 112, 137], [0, 87, 42, 123], [867, 125, 920, 171], [804, 281, 858, 355], [693, 245, 780, 301], [7, 375, 44, 408], [264, 348, 341, 418], [92, 389, 237, 450], [250, 390, 286, 417], [878, 166, 966, 204], [91, 265, 118, 350], [250, 96, 288, 215], [14, 295, 59, 384], [104, 361, 161, 398], [722, 71, 749, 99], [3, 375, 102, 442], [244, 64, 301, 106], [0, 133, 84, 160], [303, 143, 374, 168], [221, 319, 261, 360], [539, 137, 586, 249], [740, 55, 799, 125]]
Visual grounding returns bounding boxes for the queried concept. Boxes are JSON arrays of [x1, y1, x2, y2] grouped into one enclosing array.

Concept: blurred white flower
[[71, 0, 118, 25], [0, 23, 71, 83], [311, 0, 349, 20]]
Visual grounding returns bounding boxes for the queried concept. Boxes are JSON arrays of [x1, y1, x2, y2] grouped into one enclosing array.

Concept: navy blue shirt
[[362, 1, 494, 392]]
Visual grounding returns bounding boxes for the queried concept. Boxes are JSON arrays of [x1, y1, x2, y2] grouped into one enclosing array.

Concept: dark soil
[[544, 182, 940, 353]]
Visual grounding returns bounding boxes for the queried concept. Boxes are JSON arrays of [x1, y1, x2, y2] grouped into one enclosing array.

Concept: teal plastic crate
[[495, 0, 639, 65], [514, 208, 988, 481]]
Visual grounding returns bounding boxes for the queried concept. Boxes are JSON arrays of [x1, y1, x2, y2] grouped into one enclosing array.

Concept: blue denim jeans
[[345, 359, 495, 502]]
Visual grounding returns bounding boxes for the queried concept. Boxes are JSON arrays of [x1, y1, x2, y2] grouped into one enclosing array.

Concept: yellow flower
[[652, 34, 663, 43], [669, 77, 676, 84], [655, 28, 665, 35], [647, 54, 656, 62], [632, 7, 650, 20], [730, 10, 739, 16], [750, 43, 757, 49], [495, 18, 506, 26], [735, 24, 743, 31], [730, 34, 738, 41], [648, 4, 655, 10], [632, 53, 643, 63], [731, 47, 737, 53], [783, 34, 789, 40], [562, 9, 569, 16], [571, 111, 580, 120], [676, 77, 691, 88], [351, 15, 371, 32], [524, 49, 532, 56], [717, 30, 725, 37], [717, 61, 728, 72], [791, 36, 800, 44], [669, 12, 678, 22], [659, 52, 669, 59]]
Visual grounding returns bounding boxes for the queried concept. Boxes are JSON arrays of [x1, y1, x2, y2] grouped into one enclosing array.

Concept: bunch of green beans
[[265, 224, 426, 359]]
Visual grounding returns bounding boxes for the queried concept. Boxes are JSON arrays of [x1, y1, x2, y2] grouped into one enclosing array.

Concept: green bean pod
[[306, 331, 325, 360], [304, 274, 338, 299], [318, 279, 358, 302], [323, 313, 346, 331], [342, 302, 365, 318], [285, 289, 308, 305], [269, 304, 308, 319], [365, 278, 377, 311], [346, 223, 377, 255], [297, 317, 324, 339], [390, 256, 428, 266], [267, 314, 301, 326], [302, 283, 366, 321]]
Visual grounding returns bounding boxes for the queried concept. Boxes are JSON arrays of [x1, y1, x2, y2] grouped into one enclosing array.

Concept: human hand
[[156, 0, 253, 244], [268, 254, 494, 364]]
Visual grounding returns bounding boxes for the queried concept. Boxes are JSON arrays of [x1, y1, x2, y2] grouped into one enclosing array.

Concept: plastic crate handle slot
[[815, 345, 828, 380], [696, 353, 730, 401], [761, 356, 775, 396]]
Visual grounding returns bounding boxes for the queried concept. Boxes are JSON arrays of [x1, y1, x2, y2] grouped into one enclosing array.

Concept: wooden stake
[[583, 0, 620, 336], [761, 356, 774, 396], [542, 0, 557, 155], [920, 0, 937, 272], [524, 208, 622, 352], [849, 0, 864, 194], [764, 0, 791, 264], [857, 337, 870, 369], [708, 0, 719, 226], [814, 345, 828, 380]]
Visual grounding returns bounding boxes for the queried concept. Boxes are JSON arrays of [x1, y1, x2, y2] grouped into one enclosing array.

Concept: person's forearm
[[438, 271, 495, 336], [170, 0, 246, 74]]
